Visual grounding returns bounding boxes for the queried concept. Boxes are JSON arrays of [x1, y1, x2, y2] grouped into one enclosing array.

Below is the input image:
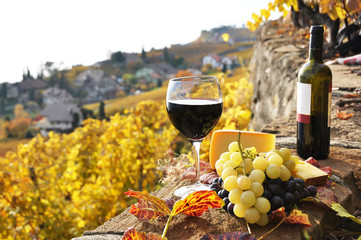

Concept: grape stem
[[162, 214, 173, 238], [246, 221, 252, 235], [258, 216, 286, 240], [237, 132, 246, 176]]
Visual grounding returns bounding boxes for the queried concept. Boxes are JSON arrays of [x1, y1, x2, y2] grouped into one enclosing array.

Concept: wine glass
[[166, 75, 223, 197]]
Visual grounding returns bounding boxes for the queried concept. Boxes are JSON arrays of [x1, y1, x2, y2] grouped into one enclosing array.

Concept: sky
[[0, 0, 281, 83]]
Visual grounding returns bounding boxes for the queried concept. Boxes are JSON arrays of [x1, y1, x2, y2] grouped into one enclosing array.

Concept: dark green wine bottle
[[297, 25, 332, 160]]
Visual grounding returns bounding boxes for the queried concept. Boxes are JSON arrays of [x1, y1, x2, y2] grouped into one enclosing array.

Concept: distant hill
[[192, 26, 256, 44]]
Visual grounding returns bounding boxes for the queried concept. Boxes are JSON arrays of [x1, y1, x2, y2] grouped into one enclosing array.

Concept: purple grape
[[307, 185, 317, 197]]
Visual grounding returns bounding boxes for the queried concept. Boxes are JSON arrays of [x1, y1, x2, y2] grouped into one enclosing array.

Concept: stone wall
[[249, 21, 308, 130]]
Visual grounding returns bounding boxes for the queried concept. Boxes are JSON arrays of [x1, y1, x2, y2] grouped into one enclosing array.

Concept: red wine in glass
[[166, 76, 223, 197]]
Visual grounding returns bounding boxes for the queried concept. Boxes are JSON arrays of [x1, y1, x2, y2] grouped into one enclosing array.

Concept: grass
[[84, 87, 168, 115]]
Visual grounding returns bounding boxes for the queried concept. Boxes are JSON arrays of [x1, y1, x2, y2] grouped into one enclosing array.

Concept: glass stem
[[190, 140, 202, 185]]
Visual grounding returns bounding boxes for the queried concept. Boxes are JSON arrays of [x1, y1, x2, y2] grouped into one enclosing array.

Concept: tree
[[111, 51, 125, 63], [163, 47, 170, 63], [141, 47, 147, 63], [98, 101, 106, 120]]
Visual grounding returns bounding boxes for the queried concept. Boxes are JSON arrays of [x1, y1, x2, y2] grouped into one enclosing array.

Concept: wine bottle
[[297, 25, 332, 160]]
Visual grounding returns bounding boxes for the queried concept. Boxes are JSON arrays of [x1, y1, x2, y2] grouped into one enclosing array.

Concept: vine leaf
[[122, 226, 165, 240], [201, 232, 257, 240], [124, 190, 171, 221], [331, 203, 361, 225], [269, 207, 311, 226], [171, 190, 224, 217]]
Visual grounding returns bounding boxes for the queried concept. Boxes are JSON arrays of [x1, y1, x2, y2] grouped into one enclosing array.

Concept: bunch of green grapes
[[210, 142, 316, 226]]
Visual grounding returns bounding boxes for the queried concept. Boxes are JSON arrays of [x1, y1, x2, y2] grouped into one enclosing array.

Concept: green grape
[[240, 190, 256, 207], [229, 188, 243, 204], [220, 151, 231, 160], [244, 158, 253, 174], [279, 148, 292, 161], [224, 175, 238, 191], [230, 152, 243, 165], [223, 160, 238, 169], [252, 157, 268, 171], [244, 207, 260, 224], [266, 164, 281, 179], [258, 152, 266, 158], [228, 141, 240, 152], [215, 158, 227, 168], [237, 175, 252, 190], [221, 166, 237, 180], [290, 155, 300, 165], [249, 182, 264, 197], [279, 165, 291, 181], [268, 154, 283, 167], [256, 213, 269, 226], [266, 151, 279, 160], [234, 202, 248, 218], [254, 197, 271, 214], [283, 159, 296, 171], [216, 164, 224, 176], [249, 169, 265, 183], [270, 148, 281, 155]]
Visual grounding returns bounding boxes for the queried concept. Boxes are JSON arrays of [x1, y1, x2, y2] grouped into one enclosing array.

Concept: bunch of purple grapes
[[210, 176, 317, 216]]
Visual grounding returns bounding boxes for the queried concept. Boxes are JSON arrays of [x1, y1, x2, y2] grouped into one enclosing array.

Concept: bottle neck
[[308, 33, 323, 62]]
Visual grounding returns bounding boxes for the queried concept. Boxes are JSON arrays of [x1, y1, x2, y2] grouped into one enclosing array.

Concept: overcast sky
[[0, 0, 282, 83]]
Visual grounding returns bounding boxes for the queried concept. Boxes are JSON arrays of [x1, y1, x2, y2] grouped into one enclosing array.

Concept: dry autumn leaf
[[269, 207, 311, 226], [337, 110, 354, 120], [331, 203, 361, 225], [122, 227, 165, 240], [125, 190, 171, 221], [171, 190, 224, 217]]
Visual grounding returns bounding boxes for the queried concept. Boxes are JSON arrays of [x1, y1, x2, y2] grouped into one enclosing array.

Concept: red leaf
[[171, 190, 224, 217], [122, 227, 164, 240], [125, 190, 171, 221], [269, 207, 311, 226], [201, 232, 257, 240]]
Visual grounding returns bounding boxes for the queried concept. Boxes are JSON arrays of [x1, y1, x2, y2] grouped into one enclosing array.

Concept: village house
[[202, 54, 222, 69], [202, 54, 239, 70], [35, 103, 83, 136]]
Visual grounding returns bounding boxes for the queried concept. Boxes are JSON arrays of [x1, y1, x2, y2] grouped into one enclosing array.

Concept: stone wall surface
[[249, 21, 308, 130]]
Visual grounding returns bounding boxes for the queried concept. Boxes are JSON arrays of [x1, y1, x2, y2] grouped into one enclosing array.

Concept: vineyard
[[0, 67, 253, 239]]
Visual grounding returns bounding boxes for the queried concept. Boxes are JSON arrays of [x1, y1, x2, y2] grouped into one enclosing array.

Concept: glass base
[[174, 182, 210, 198]]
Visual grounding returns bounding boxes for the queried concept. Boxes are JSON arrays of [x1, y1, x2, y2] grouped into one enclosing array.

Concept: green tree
[[0, 83, 7, 99], [141, 47, 147, 63], [111, 51, 125, 63], [98, 101, 106, 120], [163, 47, 170, 63]]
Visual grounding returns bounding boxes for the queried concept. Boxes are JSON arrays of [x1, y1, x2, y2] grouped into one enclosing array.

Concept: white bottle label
[[297, 82, 311, 124]]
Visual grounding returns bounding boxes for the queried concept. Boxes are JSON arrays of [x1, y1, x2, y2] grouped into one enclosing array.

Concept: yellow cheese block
[[292, 161, 329, 186], [209, 130, 276, 169]]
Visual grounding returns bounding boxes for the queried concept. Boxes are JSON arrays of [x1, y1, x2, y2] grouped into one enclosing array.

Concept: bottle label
[[297, 82, 311, 124]]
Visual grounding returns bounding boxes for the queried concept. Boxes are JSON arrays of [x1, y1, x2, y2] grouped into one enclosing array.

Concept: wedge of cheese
[[209, 130, 276, 169], [292, 161, 329, 186]]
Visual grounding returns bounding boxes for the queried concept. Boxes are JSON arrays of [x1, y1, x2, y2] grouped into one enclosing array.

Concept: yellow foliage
[[0, 67, 253, 239], [247, 0, 357, 31]]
